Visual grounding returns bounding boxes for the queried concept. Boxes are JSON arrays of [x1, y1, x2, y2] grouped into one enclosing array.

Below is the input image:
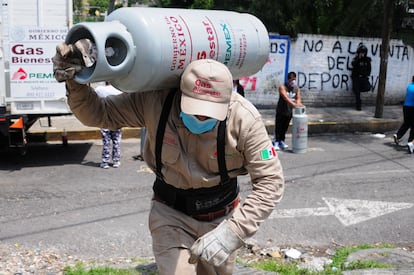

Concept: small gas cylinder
[[292, 106, 308, 153]]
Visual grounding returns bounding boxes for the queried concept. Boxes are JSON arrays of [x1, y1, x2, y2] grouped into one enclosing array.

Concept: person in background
[[274, 71, 302, 151], [351, 44, 372, 111], [53, 46, 285, 275], [393, 76, 414, 154], [95, 83, 123, 168], [232, 79, 245, 97]]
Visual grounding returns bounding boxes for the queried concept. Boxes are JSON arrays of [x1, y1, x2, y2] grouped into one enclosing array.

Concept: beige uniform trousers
[[149, 200, 238, 275]]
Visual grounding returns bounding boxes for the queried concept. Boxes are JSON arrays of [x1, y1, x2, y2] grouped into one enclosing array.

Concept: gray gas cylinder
[[65, 7, 270, 93], [292, 106, 308, 153]]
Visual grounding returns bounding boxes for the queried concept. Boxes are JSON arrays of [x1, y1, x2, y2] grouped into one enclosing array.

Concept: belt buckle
[[192, 197, 239, 222], [207, 212, 216, 221]]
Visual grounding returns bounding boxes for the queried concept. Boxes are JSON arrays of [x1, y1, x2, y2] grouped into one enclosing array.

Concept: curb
[[27, 127, 143, 142], [306, 119, 401, 134], [26, 119, 401, 142]]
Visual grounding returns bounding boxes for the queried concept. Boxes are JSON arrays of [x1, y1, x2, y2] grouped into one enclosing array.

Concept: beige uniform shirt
[[65, 80, 284, 240]]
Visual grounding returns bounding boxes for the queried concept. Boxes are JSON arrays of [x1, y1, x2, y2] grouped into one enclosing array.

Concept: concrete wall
[[243, 34, 414, 107]]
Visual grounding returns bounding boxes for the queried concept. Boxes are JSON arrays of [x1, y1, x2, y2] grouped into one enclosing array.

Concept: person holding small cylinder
[[273, 71, 303, 151]]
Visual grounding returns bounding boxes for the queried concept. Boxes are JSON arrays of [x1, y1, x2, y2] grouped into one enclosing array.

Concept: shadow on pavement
[[0, 142, 93, 170], [383, 140, 412, 154]]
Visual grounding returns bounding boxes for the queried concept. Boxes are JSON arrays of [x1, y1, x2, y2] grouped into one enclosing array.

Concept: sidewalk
[[27, 105, 403, 142]]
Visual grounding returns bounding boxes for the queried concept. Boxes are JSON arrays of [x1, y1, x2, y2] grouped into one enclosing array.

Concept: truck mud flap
[[0, 115, 28, 155]]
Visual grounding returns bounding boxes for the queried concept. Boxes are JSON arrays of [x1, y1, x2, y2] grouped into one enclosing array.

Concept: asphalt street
[[1, 132, 413, 265]]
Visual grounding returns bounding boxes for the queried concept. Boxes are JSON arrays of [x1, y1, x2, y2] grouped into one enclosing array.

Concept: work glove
[[52, 39, 97, 82], [188, 220, 244, 266]]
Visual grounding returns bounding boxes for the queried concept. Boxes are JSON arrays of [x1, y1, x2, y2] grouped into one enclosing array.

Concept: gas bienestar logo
[[11, 44, 53, 64]]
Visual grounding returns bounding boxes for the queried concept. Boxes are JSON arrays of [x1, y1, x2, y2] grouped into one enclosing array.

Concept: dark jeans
[[396, 106, 414, 141], [352, 76, 362, 110], [275, 113, 292, 142]]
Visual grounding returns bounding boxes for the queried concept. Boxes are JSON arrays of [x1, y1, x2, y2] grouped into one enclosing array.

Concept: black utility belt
[[153, 178, 239, 216]]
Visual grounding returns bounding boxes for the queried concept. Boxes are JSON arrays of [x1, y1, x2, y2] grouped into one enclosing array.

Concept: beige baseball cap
[[180, 59, 232, 121]]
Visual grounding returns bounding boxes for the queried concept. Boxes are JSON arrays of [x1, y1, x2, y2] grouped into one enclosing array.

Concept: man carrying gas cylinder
[[53, 42, 285, 275]]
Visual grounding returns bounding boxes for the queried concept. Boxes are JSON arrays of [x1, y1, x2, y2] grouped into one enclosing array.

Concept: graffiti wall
[[244, 34, 414, 107], [239, 34, 290, 107]]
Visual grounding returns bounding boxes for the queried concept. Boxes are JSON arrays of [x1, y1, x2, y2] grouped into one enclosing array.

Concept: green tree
[[156, 0, 194, 8], [246, 0, 382, 37], [110, 0, 411, 42], [191, 0, 214, 9], [88, 0, 110, 12]]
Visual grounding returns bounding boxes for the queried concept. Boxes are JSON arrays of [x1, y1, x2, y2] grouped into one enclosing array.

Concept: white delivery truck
[[0, 0, 72, 154]]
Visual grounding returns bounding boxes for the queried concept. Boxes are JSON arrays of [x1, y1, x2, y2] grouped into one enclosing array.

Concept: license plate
[[16, 103, 34, 110]]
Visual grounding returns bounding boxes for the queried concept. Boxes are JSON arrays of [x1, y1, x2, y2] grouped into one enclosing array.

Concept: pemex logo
[[12, 67, 28, 80]]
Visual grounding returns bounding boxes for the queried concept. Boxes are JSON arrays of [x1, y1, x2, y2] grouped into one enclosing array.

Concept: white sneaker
[[393, 134, 400, 145], [112, 161, 121, 168], [407, 142, 414, 154], [278, 141, 289, 150], [100, 162, 109, 169]]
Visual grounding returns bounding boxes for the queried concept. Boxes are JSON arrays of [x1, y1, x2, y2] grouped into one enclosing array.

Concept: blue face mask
[[180, 112, 218, 134]]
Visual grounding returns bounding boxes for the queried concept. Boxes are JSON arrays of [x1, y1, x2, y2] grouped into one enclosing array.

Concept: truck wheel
[[19, 145, 28, 156]]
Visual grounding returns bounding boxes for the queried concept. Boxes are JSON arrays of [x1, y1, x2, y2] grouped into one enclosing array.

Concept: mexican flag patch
[[261, 146, 277, 160]]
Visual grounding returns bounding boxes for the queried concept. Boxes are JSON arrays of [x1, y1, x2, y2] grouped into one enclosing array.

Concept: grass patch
[[64, 261, 157, 275], [329, 243, 395, 271], [65, 263, 139, 275], [245, 243, 396, 275], [250, 259, 323, 275], [64, 244, 397, 275], [345, 259, 393, 270]]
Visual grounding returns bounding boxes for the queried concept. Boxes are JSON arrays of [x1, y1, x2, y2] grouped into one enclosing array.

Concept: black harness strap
[[155, 89, 176, 180], [217, 119, 229, 184]]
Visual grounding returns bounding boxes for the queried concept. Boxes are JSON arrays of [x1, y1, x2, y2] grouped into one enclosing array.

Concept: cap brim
[[181, 94, 228, 121]]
